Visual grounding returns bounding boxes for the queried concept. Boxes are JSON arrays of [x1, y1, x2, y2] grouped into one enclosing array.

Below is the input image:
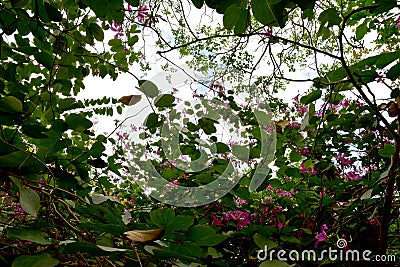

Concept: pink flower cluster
[[276, 189, 293, 198], [335, 152, 364, 182], [165, 179, 179, 189], [212, 210, 251, 229], [299, 162, 317, 175], [160, 159, 177, 169], [136, 4, 149, 24], [295, 102, 308, 116], [2, 200, 27, 220], [297, 147, 309, 155], [335, 153, 353, 168]]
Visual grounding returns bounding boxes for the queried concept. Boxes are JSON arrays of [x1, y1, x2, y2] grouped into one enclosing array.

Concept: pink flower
[[265, 28, 273, 39], [343, 170, 362, 182], [315, 224, 328, 247], [276, 189, 292, 198], [39, 177, 45, 188], [299, 162, 317, 175], [110, 22, 124, 39], [228, 210, 251, 229], [233, 198, 247, 207], [211, 215, 224, 227], [320, 187, 325, 197], [295, 103, 308, 115], [277, 221, 287, 229], [335, 153, 353, 168], [136, 4, 149, 23], [297, 147, 309, 155], [339, 99, 350, 107]]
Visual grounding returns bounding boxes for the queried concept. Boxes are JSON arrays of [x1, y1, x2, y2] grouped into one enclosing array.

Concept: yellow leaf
[[275, 120, 289, 131]]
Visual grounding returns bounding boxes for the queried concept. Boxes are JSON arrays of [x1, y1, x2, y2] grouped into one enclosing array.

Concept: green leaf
[[34, 51, 54, 70], [91, 194, 118, 204], [109, 38, 122, 47], [280, 235, 301, 244], [232, 144, 249, 161], [63, 241, 110, 256], [150, 208, 175, 228], [191, 0, 204, 8], [387, 62, 400, 80], [378, 144, 396, 157], [0, 96, 23, 113], [90, 142, 105, 158], [289, 151, 302, 162], [304, 159, 313, 168], [234, 9, 249, 34], [126, 0, 140, 7], [199, 117, 217, 134], [82, 0, 108, 18], [44, 2, 62, 22], [22, 124, 48, 139], [0, 152, 43, 173], [251, 0, 285, 28], [372, 0, 396, 14], [216, 142, 230, 153], [254, 233, 278, 249], [12, 253, 59, 267], [20, 185, 40, 217], [155, 94, 175, 108], [145, 113, 161, 128], [10, 177, 40, 217], [205, 0, 242, 13], [355, 24, 368, 40], [128, 35, 139, 46], [327, 51, 400, 82], [318, 8, 341, 26], [89, 23, 104, 41], [300, 89, 322, 104], [170, 243, 205, 258], [166, 215, 194, 232], [196, 174, 214, 184], [7, 228, 51, 245], [11, 0, 31, 8], [223, 4, 242, 30], [138, 80, 159, 98], [65, 114, 93, 132], [259, 260, 291, 267], [188, 226, 227, 246], [79, 222, 128, 235]]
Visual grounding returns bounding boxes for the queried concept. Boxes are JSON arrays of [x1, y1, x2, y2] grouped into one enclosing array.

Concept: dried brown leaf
[[118, 95, 142, 106], [123, 229, 163, 243]]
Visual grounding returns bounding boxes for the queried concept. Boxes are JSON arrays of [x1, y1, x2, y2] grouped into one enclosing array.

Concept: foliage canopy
[[0, 0, 399, 266]]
